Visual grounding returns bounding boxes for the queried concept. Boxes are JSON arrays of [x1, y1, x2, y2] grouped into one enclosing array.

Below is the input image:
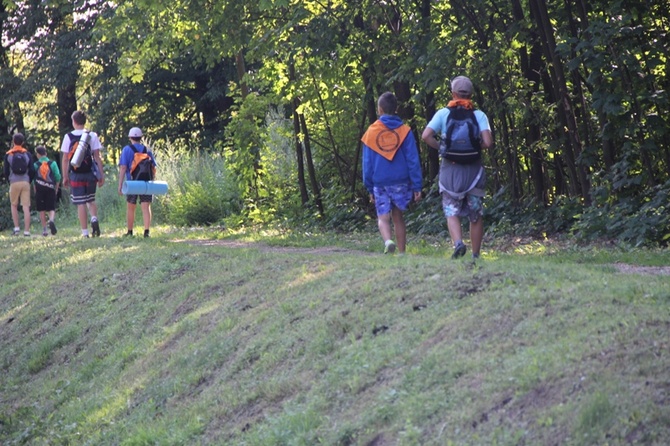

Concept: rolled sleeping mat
[[122, 180, 169, 195]]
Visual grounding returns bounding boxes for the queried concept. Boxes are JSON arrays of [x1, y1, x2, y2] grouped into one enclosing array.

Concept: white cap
[[128, 127, 143, 138]]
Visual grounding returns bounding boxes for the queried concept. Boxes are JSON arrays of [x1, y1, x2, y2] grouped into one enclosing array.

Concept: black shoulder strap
[[130, 144, 146, 154]]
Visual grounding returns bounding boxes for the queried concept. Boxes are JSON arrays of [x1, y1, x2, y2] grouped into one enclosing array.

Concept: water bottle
[[70, 131, 90, 168]]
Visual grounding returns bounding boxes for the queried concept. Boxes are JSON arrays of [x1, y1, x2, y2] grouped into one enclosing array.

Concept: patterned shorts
[[442, 192, 483, 222], [373, 183, 412, 216], [126, 194, 153, 204], [70, 179, 97, 205]]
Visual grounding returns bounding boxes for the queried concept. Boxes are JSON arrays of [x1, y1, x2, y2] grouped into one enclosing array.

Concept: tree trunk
[[529, 0, 591, 204], [299, 113, 324, 217]]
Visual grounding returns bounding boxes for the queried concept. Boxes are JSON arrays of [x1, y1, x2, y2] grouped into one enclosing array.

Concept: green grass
[[1, 226, 669, 445]]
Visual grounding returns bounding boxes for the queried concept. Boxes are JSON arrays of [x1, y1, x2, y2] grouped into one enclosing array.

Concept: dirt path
[[178, 239, 670, 275]]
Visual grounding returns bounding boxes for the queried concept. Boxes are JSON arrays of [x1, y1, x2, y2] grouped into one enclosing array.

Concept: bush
[[155, 144, 241, 227]]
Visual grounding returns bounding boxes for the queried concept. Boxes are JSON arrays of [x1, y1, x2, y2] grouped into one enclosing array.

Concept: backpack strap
[[130, 144, 146, 154]]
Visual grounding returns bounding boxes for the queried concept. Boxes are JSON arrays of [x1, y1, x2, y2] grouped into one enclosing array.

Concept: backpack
[[35, 160, 57, 189], [130, 144, 155, 181], [68, 131, 93, 173], [10, 152, 29, 175], [439, 106, 482, 164]]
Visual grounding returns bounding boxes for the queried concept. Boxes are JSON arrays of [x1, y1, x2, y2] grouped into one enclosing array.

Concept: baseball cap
[[451, 76, 473, 97], [128, 127, 143, 138]]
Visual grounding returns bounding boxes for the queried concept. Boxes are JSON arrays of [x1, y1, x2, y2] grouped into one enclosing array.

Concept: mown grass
[[0, 226, 669, 445]]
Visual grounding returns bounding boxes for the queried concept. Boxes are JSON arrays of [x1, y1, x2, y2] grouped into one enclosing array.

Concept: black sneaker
[[451, 242, 467, 259], [124, 230, 133, 237], [48, 220, 57, 235], [143, 229, 150, 238], [91, 219, 100, 237]]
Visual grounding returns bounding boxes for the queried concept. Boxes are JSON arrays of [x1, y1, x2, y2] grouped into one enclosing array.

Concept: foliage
[[2, 0, 670, 245], [156, 142, 241, 226]]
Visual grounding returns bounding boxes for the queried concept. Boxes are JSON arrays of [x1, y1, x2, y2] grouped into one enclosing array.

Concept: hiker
[[117, 127, 157, 238], [60, 110, 105, 237], [362, 92, 423, 254], [421, 76, 493, 260], [33, 145, 62, 236], [3, 133, 34, 236]]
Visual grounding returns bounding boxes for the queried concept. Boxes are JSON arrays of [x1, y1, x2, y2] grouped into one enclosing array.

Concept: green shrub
[[155, 144, 241, 226]]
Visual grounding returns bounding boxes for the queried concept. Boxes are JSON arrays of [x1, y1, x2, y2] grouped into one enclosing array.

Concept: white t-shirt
[[60, 129, 103, 154]]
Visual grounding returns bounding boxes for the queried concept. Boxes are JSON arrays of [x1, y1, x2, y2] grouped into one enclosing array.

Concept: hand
[[369, 193, 375, 203], [118, 186, 123, 196], [414, 191, 422, 202], [97, 176, 105, 187], [62, 177, 69, 188]]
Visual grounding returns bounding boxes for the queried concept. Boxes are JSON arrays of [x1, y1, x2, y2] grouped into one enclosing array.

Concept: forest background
[[1, 0, 669, 245]]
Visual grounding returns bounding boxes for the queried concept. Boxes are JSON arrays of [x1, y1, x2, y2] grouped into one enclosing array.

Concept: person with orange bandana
[[362, 92, 423, 254]]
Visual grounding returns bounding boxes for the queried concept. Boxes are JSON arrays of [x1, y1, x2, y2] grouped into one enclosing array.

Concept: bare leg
[[446, 216, 462, 246], [39, 211, 47, 229], [391, 207, 406, 253], [377, 213, 392, 242], [140, 202, 152, 230], [22, 204, 30, 232], [470, 218, 484, 256], [86, 201, 98, 220], [78, 204, 88, 230], [127, 202, 137, 231]]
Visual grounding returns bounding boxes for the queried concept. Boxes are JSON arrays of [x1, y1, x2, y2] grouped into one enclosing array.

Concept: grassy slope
[[1, 227, 669, 445]]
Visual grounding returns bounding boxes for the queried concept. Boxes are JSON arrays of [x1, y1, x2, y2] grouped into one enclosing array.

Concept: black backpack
[[130, 145, 154, 181], [439, 106, 482, 164], [10, 152, 29, 175]]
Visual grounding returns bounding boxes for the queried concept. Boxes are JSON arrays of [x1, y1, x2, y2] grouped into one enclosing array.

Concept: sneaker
[[143, 229, 150, 238], [12, 229, 20, 236], [48, 220, 57, 235], [384, 240, 396, 254], [42, 230, 49, 237], [91, 219, 100, 237], [23, 232, 31, 237], [124, 230, 133, 237], [451, 242, 467, 259]]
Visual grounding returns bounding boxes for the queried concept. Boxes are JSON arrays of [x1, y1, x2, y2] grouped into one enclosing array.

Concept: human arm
[[480, 129, 493, 149], [92, 149, 105, 186], [118, 165, 127, 195], [61, 155, 69, 187], [421, 127, 440, 150]]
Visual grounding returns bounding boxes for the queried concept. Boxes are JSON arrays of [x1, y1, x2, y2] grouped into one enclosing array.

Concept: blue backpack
[[439, 106, 482, 164]]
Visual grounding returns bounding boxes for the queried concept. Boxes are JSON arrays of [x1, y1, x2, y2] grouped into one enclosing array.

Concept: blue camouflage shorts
[[373, 183, 412, 216], [442, 192, 483, 222]]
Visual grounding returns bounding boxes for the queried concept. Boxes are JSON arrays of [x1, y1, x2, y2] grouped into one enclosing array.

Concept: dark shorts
[[35, 186, 57, 212], [372, 183, 412, 216], [69, 174, 97, 205], [126, 194, 153, 204]]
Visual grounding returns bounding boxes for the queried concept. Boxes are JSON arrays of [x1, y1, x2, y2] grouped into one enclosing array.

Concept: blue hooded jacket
[[362, 114, 422, 193]]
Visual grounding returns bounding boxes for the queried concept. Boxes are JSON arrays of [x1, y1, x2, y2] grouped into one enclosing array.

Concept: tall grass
[[152, 142, 242, 226]]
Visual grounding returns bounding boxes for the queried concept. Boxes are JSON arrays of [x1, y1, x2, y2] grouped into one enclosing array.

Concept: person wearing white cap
[[421, 76, 493, 260], [118, 127, 157, 238]]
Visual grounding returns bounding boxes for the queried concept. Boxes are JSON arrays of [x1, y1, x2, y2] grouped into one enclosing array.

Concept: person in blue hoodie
[[362, 92, 422, 254]]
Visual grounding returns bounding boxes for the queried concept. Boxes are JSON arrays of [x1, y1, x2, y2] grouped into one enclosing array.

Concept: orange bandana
[[447, 99, 474, 110], [361, 120, 411, 161], [38, 161, 51, 181], [6, 146, 27, 155]]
